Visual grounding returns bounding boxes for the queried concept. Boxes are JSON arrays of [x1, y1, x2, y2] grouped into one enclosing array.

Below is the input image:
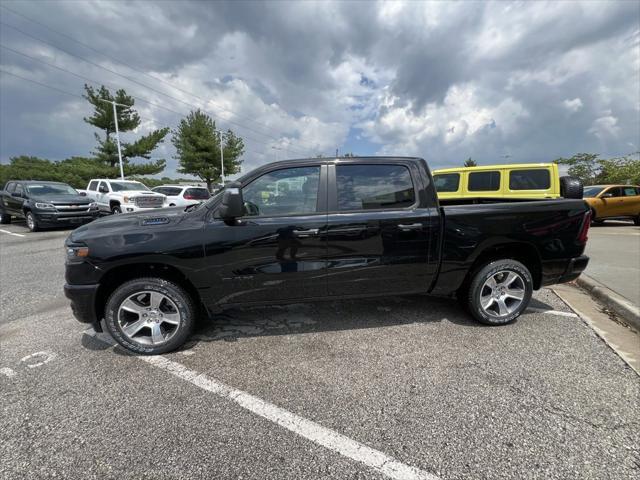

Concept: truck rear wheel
[[104, 277, 196, 354], [467, 259, 533, 325], [0, 211, 11, 224]]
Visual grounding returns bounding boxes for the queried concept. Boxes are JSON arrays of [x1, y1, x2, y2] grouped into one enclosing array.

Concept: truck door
[[204, 164, 329, 305], [96, 181, 110, 211], [8, 183, 26, 214], [325, 161, 439, 296]]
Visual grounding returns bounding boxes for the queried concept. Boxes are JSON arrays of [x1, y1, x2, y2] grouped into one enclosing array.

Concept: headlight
[[66, 244, 89, 260], [35, 202, 55, 210], [123, 196, 130, 203]]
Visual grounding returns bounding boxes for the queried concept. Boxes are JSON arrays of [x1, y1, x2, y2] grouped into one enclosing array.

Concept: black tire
[[467, 259, 533, 325], [634, 215, 640, 226], [560, 176, 583, 199], [111, 204, 122, 215], [25, 211, 40, 232], [0, 211, 11, 224], [104, 277, 196, 355], [590, 209, 604, 225]]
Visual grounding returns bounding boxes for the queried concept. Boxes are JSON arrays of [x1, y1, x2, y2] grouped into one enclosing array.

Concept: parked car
[[433, 163, 583, 203], [0, 180, 99, 231], [583, 185, 640, 225], [64, 156, 590, 354], [151, 185, 210, 207], [83, 179, 165, 214]]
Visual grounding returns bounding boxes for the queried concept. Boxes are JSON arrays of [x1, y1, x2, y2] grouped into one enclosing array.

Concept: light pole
[[98, 98, 128, 180], [220, 142, 225, 185]]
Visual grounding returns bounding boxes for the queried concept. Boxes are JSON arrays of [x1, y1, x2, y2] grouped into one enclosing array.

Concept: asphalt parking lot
[[1, 222, 639, 480]]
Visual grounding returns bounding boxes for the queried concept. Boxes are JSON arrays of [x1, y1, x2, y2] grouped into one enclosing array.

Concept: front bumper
[[34, 210, 100, 226], [558, 255, 589, 283], [64, 283, 100, 329], [121, 203, 165, 213]]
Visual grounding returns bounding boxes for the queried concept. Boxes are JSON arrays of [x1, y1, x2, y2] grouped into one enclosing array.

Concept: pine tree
[[83, 85, 168, 176], [172, 110, 244, 191], [464, 157, 478, 167]]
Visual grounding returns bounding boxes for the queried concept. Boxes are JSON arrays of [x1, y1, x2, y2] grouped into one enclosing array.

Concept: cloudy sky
[[0, 0, 638, 178]]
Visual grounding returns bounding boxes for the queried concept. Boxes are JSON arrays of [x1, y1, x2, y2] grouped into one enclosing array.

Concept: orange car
[[583, 185, 640, 225]]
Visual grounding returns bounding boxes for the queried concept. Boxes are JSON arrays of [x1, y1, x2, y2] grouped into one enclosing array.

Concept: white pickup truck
[[82, 179, 165, 214]]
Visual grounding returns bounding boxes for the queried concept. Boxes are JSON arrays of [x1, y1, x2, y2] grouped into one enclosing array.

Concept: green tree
[[554, 153, 601, 184], [597, 153, 640, 184], [172, 110, 244, 191], [83, 85, 168, 176], [463, 157, 477, 167]]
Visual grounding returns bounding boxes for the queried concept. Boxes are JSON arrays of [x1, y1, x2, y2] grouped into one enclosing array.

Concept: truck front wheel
[[467, 259, 533, 325], [104, 277, 196, 354]]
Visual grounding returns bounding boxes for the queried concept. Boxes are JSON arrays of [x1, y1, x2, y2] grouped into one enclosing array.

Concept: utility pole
[[220, 142, 225, 185], [97, 98, 128, 180]]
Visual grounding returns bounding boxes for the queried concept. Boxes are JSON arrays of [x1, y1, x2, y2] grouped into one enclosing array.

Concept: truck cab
[[85, 179, 165, 214]]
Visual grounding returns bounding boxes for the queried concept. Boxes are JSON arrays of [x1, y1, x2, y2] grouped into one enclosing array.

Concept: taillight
[[577, 210, 591, 244], [183, 194, 194, 200]]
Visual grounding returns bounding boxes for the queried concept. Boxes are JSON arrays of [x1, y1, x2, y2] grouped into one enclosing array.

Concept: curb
[[576, 274, 640, 333]]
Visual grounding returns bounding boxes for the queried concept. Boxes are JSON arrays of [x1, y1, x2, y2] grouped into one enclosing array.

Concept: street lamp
[[97, 98, 129, 180]]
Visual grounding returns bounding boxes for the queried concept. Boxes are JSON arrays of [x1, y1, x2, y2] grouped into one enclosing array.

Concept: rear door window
[[88, 181, 98, 191], [622, 187, 637, 196], [433, 173, 460, 192], [468, 171, 500, 191], [160, 187, 182, 196], [5, 182, 15, 193], [509, 169, 550, 190], [336, 164, 415, 210], [14, 184, 24, 196]]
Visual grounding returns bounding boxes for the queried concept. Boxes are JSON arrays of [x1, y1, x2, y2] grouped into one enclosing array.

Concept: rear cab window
[[468, 171, 500, 192], [184, 188, 210, 199], [5, 182, 15, 193], [509, 169, 551, 190], [336, 164, 415, 211]]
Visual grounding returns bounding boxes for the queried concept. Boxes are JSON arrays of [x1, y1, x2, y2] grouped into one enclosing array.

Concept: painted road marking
[[20, 351, 57, 368], [0, 229, 25, 237], [526, 307, 579, 318], [0, 367, 17, 378], [85, 330, 439, 480]]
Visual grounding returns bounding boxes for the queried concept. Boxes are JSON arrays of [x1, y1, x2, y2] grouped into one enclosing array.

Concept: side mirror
[[217, 182, 244, 220], [601, 192, 613, 198], [11, 192, 23, 198], [99, 186, 109, 193], [79, 191, 87, 197]]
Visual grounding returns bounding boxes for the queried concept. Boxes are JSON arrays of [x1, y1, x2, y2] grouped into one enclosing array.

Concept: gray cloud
[[1, 0, 638, 177]]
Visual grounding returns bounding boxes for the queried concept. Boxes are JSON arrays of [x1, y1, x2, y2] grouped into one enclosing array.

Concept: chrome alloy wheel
[[479, 270, 526, 318], [117, 291, 182, 345], [26, 212, 35, 230]]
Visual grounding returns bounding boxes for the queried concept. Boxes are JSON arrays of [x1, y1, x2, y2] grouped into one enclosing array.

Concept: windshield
[[26, 184, 78, 196], [110, 181, 150, 192], [583, 186, 605, 197]]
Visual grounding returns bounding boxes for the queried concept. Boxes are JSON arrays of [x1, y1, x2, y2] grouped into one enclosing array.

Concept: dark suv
[[0, 180, 100, 231]]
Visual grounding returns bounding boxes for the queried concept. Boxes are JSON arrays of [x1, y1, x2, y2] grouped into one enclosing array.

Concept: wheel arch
[[95, 262, 204, 323], [459, 242, 542, 295]]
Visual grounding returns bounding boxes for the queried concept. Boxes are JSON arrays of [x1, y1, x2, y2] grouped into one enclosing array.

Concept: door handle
[[293, 228, 319, 237], [397, 223, 422, 231]]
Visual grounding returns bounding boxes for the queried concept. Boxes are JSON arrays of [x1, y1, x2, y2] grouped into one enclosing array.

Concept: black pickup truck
[[1, 180, 100, 231], [64, 157, 590, 354]]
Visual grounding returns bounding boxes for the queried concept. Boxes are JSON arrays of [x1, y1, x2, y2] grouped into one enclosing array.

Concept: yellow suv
[[433, 163, 582, 201], [584, 185, 640, 225]]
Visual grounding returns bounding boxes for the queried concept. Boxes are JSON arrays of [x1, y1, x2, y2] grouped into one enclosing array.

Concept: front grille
[[134, 196, 164, 208], [55, 204, 91, 213]]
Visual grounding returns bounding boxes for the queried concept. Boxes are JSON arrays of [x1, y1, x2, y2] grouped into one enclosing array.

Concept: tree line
[[0, 85, 245, 191]]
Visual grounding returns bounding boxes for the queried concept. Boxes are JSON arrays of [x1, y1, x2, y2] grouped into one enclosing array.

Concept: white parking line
[[0, 229, 25, 237], [85, 331, 438, 480], [526, 307, 579, 318]]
